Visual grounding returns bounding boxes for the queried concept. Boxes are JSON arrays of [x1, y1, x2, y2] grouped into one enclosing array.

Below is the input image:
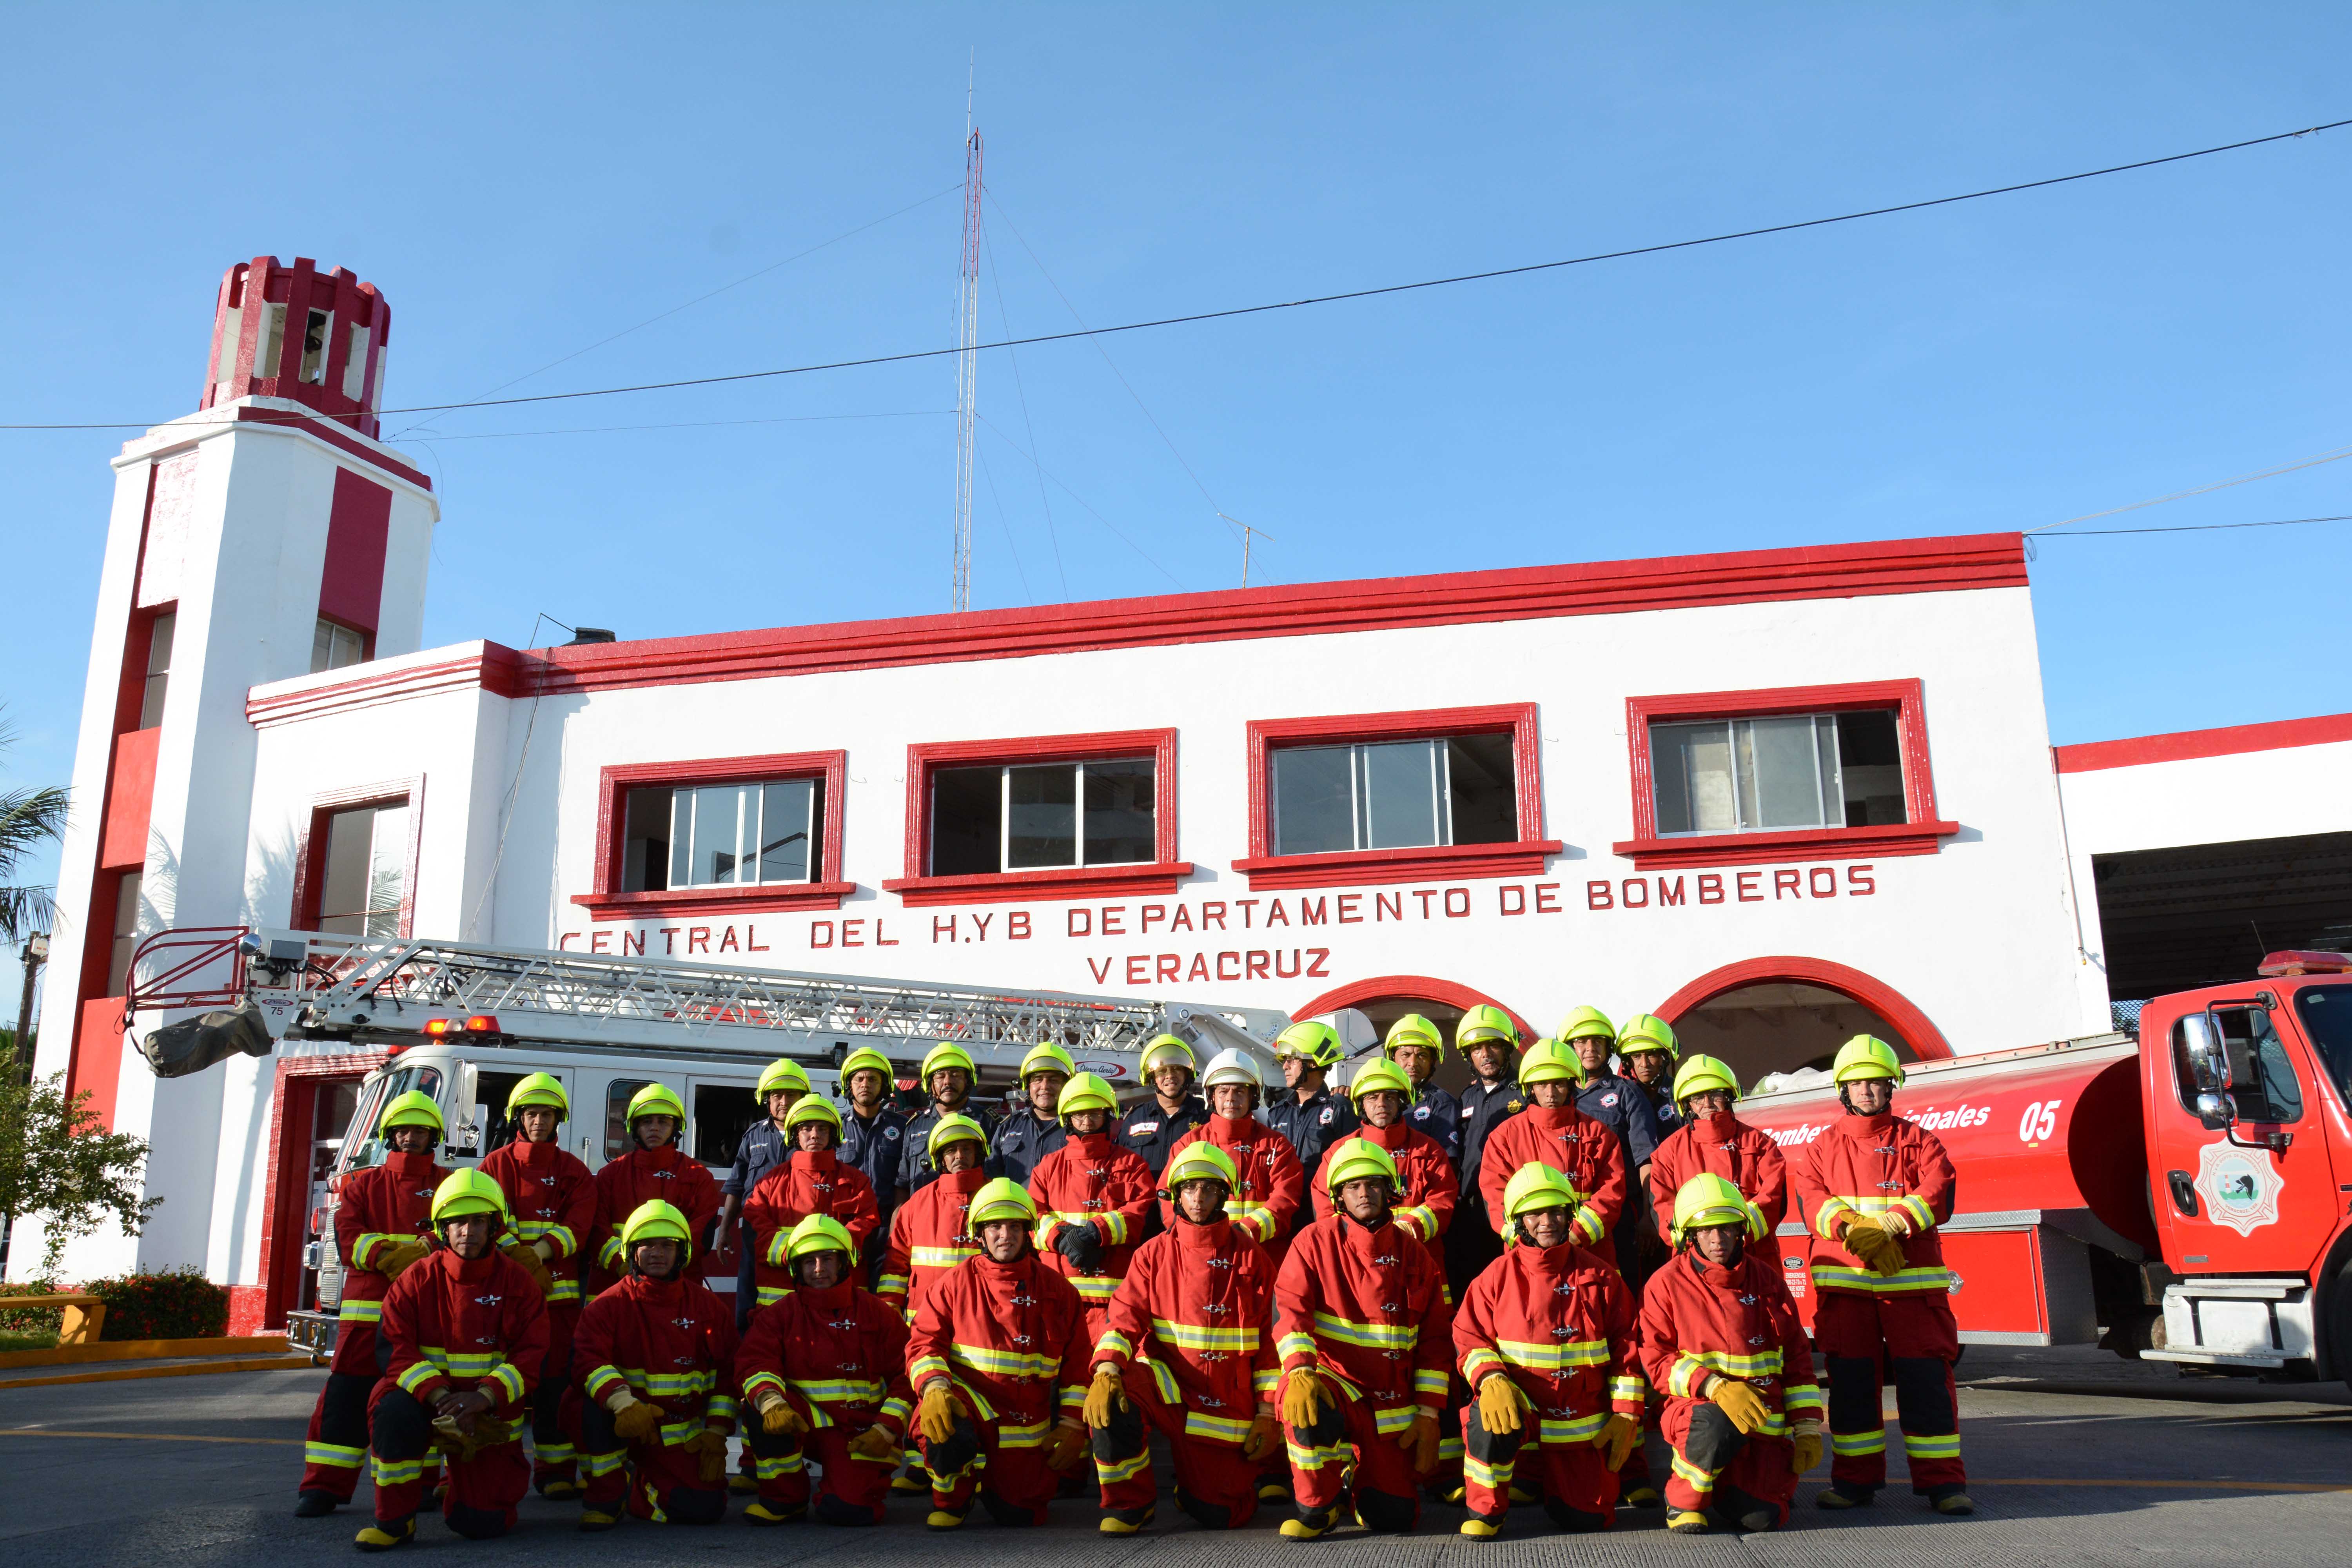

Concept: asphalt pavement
[[2, 1345, 2347, 1566]]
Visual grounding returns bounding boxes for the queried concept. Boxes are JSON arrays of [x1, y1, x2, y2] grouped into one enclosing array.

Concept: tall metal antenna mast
[[953, 78, 982, 612]]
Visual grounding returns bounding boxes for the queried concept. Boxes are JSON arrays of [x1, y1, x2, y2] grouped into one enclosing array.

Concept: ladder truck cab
[[1734, 951, 2352, 1382], [125, 927, 1286, 1358]]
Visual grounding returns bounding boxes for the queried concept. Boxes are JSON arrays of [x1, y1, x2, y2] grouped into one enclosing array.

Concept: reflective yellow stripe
[[1312, 1311, 1417, 1349], [1137, 1354, 1181, 1405], [911, 1245, 976, 1268], [1813, 1198, 1854, 1241], [1397, 1205, 1439, 1240], [487, 1362, 525, 1403], [305, 1441, 366, 1468], [1495, 1336, 1608, 1370], [743, 1371, 787, 1403], [1609, 1375, 1645, 1404], [1573, 1205, 1606, 1245], [1539, 1412, 1606, 1443], [792, 1377, 884, 1405], [1252, 1367, 1280, 1394], [1150, 1319, 1259, 1352], [1095, 1329, 1136, 1359], [909, 1355, 950, 1385], [1671, 1449, 1717, 1490], [1683, 1347, 1782, 1379], [1096, 1448, 1153, 1482], [1462, 1347, 1506, 1383], [1832, 1429, 1886, 1455], [1904, 1432, 1961, 1457], [1783, 1383, 1825, 1412], [1277, 1332, 1317, 1361], [1810, 1263, 1952, 1294], [949, 1342, 1058, 1379], [997, 1419, 1051, 1449], [337, 1298, 383, 1324], [1413, 1369, 1448, 1396], [1070, 1275, 1121, 1302], [1371, 1403, 1419, 1436], [1183, 1410, 1253, 1442], [584, 1364, 626, 1400]]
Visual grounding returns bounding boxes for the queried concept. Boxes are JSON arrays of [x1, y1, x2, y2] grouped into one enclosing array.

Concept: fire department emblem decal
[[2195, 1142, 2282, 1237]]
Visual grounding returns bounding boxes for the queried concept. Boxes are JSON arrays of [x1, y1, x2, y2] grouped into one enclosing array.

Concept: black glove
[[1053, 1220, 1105, 1272]]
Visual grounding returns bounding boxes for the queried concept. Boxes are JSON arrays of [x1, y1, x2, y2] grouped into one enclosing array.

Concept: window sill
[[1610, 820, 1959, 869], [1230, 840, 1564, 891], [880, 861, 1194, 907], [569, 882, 857, 920]]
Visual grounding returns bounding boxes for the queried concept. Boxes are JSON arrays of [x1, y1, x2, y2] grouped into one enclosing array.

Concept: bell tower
[[198, 257, 392, 439]]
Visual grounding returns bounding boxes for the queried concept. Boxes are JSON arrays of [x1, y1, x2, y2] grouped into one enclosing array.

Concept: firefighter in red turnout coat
[[740, 1097, 880, 1308], [1645, 1055, 1789, 1243], [476, 1073, 597, 1496], [296, 1091, 453, 1516], [1027, 1073, 1157, 1337], [571, 1200, 741, 1530], [735, 1215, 912, 1525], [1475, 1040, 1630, 1252], [1159, 1049, 1307, 1267], [588, 1083, 721, 1296], [1084, 1141, 1282, 1533], [1274, 1138, 1453, 1538], [1793, 1036, 1971, 1515], [354, 1170, 550, 1550], [1452, 1165, 1646, 1540], [905, 1178, 1094, 1529], [1640, 1174, 1824, 1534]]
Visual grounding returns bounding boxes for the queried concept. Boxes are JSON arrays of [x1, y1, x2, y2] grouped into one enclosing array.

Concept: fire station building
[[23, 258, 2352, 1326]]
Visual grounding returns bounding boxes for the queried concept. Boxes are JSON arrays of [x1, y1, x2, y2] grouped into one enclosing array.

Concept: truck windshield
[[2294, 984, 2352, 1107], [334, 1063, 445, 1178]]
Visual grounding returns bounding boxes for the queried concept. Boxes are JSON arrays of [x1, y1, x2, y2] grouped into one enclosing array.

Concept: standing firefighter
[[476, 1073, 597, 1498], [835, 1045, 910, 1257], [570, 1199, 741, 1530], [590, 1083, 720, 1295], [1793, 1036, 1971, 1515], [1264, 1021, 1359, 1183], [1448, 1006, 1525, 1293], [735, 1214, 913, 1526], [1451, 1165, 1644, 1540], [741, 1097, 881, 1308], [715, 1058, 811, 1328], [904, 1178, 1093, 1529], [295, 1089, 452, 1517], [1640, 1174, 1824, 1535], [1617, 1012, 1683, 1139], [1116, 1033, 1209, 1177], [897, 1043, 999, 1200], [355, 1169, 549, 1550], [1027, 1071, 1158, 1335], [1084, 1142, 1281, 1534], [1160, 1049, 1307, 1267], [1646, 1054, 1788, 1243], [1559, 1007, 1665, 1266], [992, 1043, 1074, 1184], [875, 1111, 991, 1497], [1273, 1138, 1452, 1539], [1475, 1040, 1628, 1255], [1383, 1013, 1462, 1161]]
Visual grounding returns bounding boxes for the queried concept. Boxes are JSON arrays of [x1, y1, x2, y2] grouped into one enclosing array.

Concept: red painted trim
[[889, 728, 1181, 905], [66, 998, 128, 1129], [198, 257, 396, 443], [99, 727, 161, 871], [290, 778, 424, 936], [572, 750, 851, 918], [1653, 955, 1953, 1061], [258, 1049, 389, 1330], [1286, 974, 1533, 1047], [221, 405, 428, 490], [1236, 703, 1547, 890], [1616, 679, 1955, 869], [2054, 711, 2352, 774], [318, 470, 392, 633], [246, 644, 525, 728]]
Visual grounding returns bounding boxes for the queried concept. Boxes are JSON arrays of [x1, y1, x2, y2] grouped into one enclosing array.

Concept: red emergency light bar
[[2257, 951, 2352, 977], [422, 1015, 505, 1036]]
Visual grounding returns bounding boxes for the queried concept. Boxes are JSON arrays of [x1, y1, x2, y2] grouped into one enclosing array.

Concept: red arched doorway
[[1655, 956, 1951, 1089], [1288, 975, 1532, 1094]]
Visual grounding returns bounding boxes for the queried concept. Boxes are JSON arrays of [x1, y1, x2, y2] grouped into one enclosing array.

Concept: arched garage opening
[[1288, 975, 1533, 1096], [1655, 957, 1951, 1091]]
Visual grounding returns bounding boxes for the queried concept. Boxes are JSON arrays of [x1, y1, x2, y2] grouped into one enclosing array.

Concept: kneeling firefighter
[[735, 1214, 912, 1526], [1451, 1165, 1645, 1541], [1083, 1142, 1281, 1534], [355, 1169, 550, 1551], [570, 1200, 741, 1530], [1639, 1174, 1824, 1534]]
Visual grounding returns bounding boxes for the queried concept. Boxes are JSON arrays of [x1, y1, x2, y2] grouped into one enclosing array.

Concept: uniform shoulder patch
[[883, 1126, 901, 1141], [1411, 1105, 1429, 1119], [1318, 1107, 1334, 1124]]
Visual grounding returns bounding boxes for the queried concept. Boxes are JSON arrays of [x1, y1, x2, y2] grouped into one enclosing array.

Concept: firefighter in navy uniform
[[834, 1045, 909, 1267], [1382, 1014, 1462, 1161], [990, 1043, 1074, 1185], [1115, 1034, 1208, 1178], [294, 1090, 452, 1518], [1263, 1021, 1358, 1189], [1447, 1006, 1525, 1295], [896, 1044, 1000, 1200], [1793, 1036, 1971, 1516], [1560, 1007, 1665, 1263], [1617, 1013, 1683, 1140]]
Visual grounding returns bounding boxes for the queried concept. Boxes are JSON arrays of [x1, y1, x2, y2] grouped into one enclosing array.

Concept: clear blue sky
[[4, 5, 2349, 927]]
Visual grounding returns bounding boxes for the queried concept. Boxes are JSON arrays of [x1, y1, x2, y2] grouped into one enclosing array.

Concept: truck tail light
[[423, 1018, 459, 1036], [2257, 950, 2352, 976], [465, 1015, 501, 1033]]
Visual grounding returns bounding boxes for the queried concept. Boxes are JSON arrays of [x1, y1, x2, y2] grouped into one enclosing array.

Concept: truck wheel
[[2326, 1260, 2352, 1385]]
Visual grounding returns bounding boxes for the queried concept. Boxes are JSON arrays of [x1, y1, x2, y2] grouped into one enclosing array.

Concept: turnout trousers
[[918, 1410, 1059, 1526], [1092, 1363, 1261, 1528], [576, 1398, 728, 1525], [1459, 1408, 1619, 1532], [1662, 1402, 1796, 1527], [365, 1385, 527, 1538], [742, 1424, 894, 1524], [526, 1305, 579, 1488], [299, 1323, 439, 1501], [1285, 1379, 1426, 1534], [1813, 1290, 1964, 1494]]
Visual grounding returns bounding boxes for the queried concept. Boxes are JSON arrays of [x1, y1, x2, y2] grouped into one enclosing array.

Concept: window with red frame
[[619, 775, 826, 891], [1269, 732, 1518, 855], [315, 800, 410, 935], [929, 757, 1156, 875], [1649, 708, 1906, 836]]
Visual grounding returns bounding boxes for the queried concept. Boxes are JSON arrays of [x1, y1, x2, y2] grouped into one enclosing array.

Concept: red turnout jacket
[[737, 1281, 913, 1441], [1160, 1114, 1306, 1266], [906, 1249, 1091, 1445], [575, 1270, 741, 1437], [333, 1150, 453, 1330], [742, 1150, 881, 1307], [877, 1166, 986, 1321], [1638, 1249, 1822, 1431], [1308, 1120, 1456, 1243], [1453, 1236, 1642, 1445], [1275, 1212, 1453, 1422], [379, 1245, 549, 1417], [590, 1145, 721, 1289], [1027, 1131, 1157, 1316], [1646, 1112, 1788, 1244], [1093, 1216, 1279, 1442], [1791, 1111, 1956, 1297], [1476, 1103, 1628, 1248], [479, 1137, 597, 1308]]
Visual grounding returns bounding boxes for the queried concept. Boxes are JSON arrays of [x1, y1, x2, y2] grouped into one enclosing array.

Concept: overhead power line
[[8, 115, 2347, 434], [2026, 440, 2352, 533], [2034, 512, 2352, 537]]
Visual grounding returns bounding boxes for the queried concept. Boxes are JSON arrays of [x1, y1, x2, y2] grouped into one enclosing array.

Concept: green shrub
[[0, 1278, 65, 1336], [87, 1267, 228, 1341]]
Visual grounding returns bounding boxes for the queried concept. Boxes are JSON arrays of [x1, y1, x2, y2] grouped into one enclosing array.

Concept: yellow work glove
[[756, 1390, 805, 1436], [1842, 1215, 1907, 1278], [430, 1413, 512, 1462], [1045, 1419, 1089, 1473], [1279, 1368, 1328, 1430], [1475, 1373, 1528, 1436], [1083, 1366, 1129, 1428], [500, 1240, 554, 1294], [1398, 1409, 1441, 1474], [608, 1390, 666, 1442], [1596, 1411, 1641, 1471], [1241, 1412, 1280, 1462], [374, 1237, 429, 1278], [1789, 1421, 1823, 1474], [849, 1423, 899, 1461], [916, 1382, 967, 1445], [1708, 1377, 1770, 1435], [682, 1426, 731, 1484]]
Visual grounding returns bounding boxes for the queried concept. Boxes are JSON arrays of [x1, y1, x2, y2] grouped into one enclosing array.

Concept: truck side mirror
[[2178, 1011, 2232, 1094], [2193, 1090, 2232, 1125]]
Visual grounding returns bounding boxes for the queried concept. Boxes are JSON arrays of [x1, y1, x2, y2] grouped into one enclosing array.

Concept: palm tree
[[0, 710, 68, 947]]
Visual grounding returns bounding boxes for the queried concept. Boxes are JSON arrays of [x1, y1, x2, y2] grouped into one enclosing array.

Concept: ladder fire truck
[[127, 926, 1287, 1354]]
